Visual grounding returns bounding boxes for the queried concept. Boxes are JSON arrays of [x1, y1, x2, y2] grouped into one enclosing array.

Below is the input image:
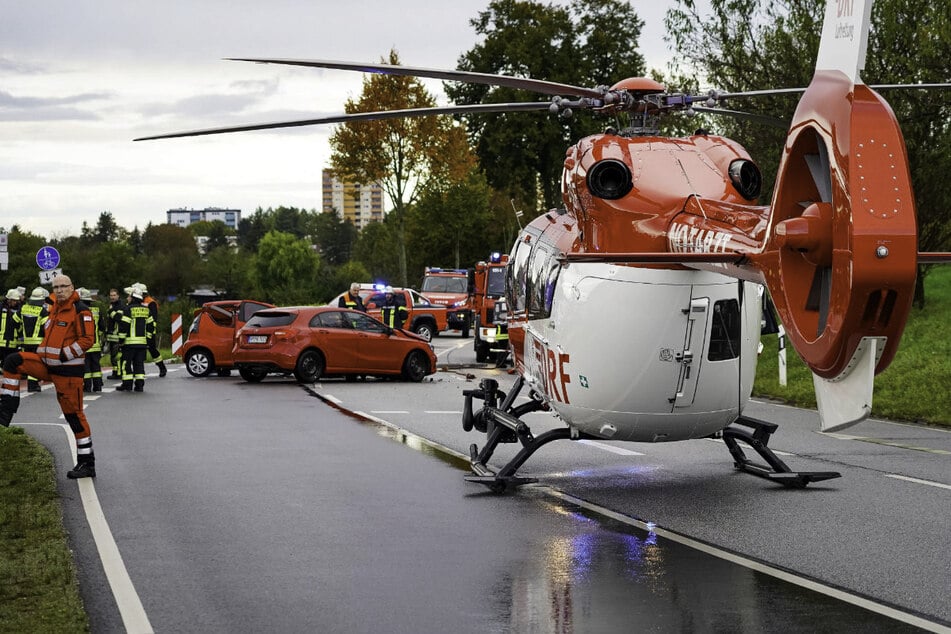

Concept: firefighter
[[20, 287, 50, 392], [380, 286, 408, 330], [117, 288, 154, 392], [105, 288, 125, 380], [338, 282, 367, 312], [0, 275, 98, 478], [134, 283, 167, 377], [77, 288, 105, 392], [0, 289, 22, 365]]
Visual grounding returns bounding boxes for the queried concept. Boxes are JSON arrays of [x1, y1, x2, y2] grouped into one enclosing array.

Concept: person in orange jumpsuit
[[0, 274, 98, 478]]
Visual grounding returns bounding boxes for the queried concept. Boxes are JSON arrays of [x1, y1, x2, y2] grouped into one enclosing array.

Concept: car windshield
[[422, 277, 467, 293], [245, 312, 297, 328]]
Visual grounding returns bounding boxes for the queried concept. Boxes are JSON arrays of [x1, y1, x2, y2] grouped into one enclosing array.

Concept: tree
[[310, 211, 359, 266], [330, 49, 475, 286], [0, 228, 47, 291], [140, 223, 201, 297], [407, 168, 497, 272], [237, 208, 270, 252], [250, 230, 320, 305], [352, 220, 401, 284], [665, 0, 951, 304], [202, 246, 251, 298], [446, 0, 646, 211]]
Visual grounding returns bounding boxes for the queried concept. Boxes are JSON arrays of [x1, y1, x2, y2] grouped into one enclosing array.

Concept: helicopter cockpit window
[[507, 239, 532, 313], [527, 244, 560, 320], [708, 299, 741, 361]]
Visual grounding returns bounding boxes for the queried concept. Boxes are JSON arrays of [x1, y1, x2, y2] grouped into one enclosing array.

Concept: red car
[[232, 306, 437, 383], [182, 299, 274, 377]]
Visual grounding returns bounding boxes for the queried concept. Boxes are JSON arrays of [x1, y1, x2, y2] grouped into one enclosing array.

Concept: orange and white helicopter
[[138, 0, 950, 491]]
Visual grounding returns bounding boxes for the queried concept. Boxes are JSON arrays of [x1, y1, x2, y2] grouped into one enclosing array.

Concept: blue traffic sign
[[36, 245, 61, 271]]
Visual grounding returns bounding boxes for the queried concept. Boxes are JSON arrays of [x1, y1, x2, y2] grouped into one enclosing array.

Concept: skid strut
[[462, 377, 583, 493], [722, 416, 840, 487]]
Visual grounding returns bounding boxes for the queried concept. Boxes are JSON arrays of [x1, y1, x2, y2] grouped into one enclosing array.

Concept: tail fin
[[763, 0, 918, 431]]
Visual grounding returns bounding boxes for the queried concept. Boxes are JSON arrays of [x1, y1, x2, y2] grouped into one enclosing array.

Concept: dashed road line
[[822, 432, 951, 455], [885, 474, 951, 491], [578, 439, 645, 456]]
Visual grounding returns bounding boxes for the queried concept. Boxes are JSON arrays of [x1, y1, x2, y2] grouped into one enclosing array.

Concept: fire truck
[[420, 267, 472, 337], [472, 253, 509, 363]]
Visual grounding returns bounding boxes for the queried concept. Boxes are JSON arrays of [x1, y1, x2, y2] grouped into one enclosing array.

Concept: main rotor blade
[[227, 57, 606, 100], [691, 106, 787, 128], [713, 83, 951, 101], [134, 102, 551, 141]]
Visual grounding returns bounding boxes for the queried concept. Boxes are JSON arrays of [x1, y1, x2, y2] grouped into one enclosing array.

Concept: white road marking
[[578, 439, 645, 456], [322, 394, 342, 405], [436, 341, 470, 358], [822, 432, 951, 455], [20, 423, 153, 633], [885, 474, 951, 491]]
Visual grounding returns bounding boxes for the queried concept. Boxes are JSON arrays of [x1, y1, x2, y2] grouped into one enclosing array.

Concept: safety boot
[[0, 409, 12, 428], [116, 382, 132, 391], [27, 380, 41, 393], [157, 361, 167, 377], [66, 460, 96, 479], [133, 381, 144, 392], [92, 379, 103, 392], [83, 379, 92, 393]]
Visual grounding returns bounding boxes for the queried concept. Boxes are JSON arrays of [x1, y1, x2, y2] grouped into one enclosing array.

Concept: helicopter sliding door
[[672, 296, 710, 408]]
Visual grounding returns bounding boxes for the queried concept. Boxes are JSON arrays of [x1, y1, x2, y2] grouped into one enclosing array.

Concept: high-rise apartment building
[[321, 170, 384, 229]]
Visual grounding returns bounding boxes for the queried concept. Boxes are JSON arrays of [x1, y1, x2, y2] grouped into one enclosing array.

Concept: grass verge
[[0, 426, 89, 633]]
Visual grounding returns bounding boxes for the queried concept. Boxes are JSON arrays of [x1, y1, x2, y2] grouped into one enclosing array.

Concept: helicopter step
[[721, 416, 841, 488], [462, 378, 841, 492]]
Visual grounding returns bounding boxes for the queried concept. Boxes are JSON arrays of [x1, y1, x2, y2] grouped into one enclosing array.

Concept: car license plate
[[247, 335, 267, 344]]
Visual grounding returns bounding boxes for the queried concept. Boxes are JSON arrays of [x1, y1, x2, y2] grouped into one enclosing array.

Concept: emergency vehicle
[[420, 267, 472, 337], [472, 253, 509, 362]]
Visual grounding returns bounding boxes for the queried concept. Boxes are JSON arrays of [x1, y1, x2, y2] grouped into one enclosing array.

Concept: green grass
[[0, 427, 89, 633], [754, 266, 951, 426]]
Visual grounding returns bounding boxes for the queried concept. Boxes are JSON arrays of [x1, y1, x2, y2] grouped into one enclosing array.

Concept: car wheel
[[184, 349, 214, 377], [238, 366, 267, 383], [402, 350, 430, 382], [294, 350, 324, 383], [413, 322, 435, 342]]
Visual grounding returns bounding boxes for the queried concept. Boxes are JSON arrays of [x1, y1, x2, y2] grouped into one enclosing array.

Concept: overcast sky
[[1, 1, 687, 238]]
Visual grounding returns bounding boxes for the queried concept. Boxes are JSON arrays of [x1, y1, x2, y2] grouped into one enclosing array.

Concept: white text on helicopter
[[667, 222, 733, 254]]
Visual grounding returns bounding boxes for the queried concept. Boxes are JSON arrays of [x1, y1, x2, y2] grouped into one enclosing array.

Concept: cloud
[[0, 89, 113, 121]]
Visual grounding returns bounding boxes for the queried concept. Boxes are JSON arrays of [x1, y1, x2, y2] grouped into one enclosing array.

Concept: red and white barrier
[[171, 313, 183, 356]]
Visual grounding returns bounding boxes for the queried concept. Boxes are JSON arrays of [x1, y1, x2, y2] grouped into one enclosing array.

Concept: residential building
[[167, 207, 241, 229], [321, 170, 384, 230]]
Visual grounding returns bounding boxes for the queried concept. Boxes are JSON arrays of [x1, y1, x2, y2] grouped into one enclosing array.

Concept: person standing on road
[[77, 288, 105, 392], [20, 287, 50, 392], [0, 275, 98, 478], [105, 288, 125, 380], [380, 286, 408, 330], [0, 289, 23, 365], [117, 288, 154, 392], [135, 283, 167, 377], [338, 283, 367, 312]]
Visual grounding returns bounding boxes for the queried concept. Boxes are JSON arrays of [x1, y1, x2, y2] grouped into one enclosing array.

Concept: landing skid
[[461, 379, 841, 492], [722, 416, 841, 488]]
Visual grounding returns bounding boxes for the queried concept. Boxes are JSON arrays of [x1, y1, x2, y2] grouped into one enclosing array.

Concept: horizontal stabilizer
[[812, 337, 880, 432]]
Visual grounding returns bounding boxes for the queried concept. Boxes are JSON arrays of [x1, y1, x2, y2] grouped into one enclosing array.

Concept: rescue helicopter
[[137, 0, 951, 492]]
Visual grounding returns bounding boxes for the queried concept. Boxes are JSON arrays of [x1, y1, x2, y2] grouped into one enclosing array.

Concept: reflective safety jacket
[[121, 301, 155, 347], [37, 292, 94, 377], [338, 292, 367, 312], [20, 300, 49, 347], [107, 299, 125, 342], [381, 303, 408, 330], [0, 303, 22, 348], [87, 305, 104, 353]]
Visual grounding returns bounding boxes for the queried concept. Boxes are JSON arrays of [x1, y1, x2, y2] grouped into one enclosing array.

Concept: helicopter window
[[527, 244, 560, 320], [708, 299, 741, 361], [507, 239, 532, 312]]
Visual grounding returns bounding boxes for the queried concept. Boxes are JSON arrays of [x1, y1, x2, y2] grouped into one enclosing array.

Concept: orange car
[[182, 299, 274, 377], [232, 306, 437, 383]]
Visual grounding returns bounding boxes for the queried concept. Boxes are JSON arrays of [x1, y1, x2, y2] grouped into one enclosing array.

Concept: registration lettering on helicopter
[[527, 334, 571, 404], [667, 222, 733, 253]]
